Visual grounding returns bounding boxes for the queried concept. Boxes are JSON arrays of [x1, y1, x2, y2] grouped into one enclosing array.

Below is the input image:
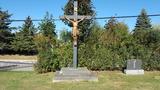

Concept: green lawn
[[0, 71, 160, 90]]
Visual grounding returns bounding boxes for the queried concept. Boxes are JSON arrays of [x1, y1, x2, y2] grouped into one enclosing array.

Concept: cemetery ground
[[0, 71, 160, 90]]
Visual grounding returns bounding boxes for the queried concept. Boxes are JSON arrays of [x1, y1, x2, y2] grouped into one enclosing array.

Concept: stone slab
[[60, 67, 91, 75], [53, 67, 98, 82], [124, 69, 144, 75]]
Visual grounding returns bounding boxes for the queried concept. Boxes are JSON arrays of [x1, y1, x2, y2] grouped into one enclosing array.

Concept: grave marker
[[124, 59, 144, 75]]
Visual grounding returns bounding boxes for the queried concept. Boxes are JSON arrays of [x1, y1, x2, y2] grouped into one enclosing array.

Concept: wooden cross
[[60, 1, 92, 68]]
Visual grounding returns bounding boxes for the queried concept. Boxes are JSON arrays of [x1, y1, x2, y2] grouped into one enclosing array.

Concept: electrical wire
[[0, 14, 160, 22]]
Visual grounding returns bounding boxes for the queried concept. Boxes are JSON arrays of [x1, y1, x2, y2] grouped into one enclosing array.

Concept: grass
[[0, 71, 160, 90], [0, 55, 37, 60]]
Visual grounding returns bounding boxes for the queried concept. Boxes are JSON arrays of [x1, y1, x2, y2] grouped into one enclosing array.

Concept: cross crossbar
[[60, 15, 92, 20], [60, 1, 92, 21]]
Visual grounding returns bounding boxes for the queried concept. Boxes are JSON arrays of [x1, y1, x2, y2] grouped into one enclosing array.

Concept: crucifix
[[60, 1, 92, 68]]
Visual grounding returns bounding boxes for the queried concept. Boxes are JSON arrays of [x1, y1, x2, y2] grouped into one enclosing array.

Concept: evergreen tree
[[11, 16, 37, 54], [0, 8, 13, 53], [133, 9, 152, 44], [134, 9, 152, 32], [39, 12, 56, 38], [62, 0, 95, 43], [35, 12, 57, 73]]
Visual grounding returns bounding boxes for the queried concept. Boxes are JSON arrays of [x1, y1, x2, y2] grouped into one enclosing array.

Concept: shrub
[[34, 35, 59, 73]]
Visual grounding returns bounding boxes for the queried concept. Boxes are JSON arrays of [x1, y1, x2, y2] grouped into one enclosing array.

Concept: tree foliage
[[133, 9, 152, 44], [102, 18, 129, 46], [35, 10, 160, 72], [134, 9, 152, 32], [39, 12, 56, 38], [34, 12, 58, 73], [34, 34, 58, 73], [0, 8, 13, 53], [11, 16, 37, 54], [1, 7, 160, 72]]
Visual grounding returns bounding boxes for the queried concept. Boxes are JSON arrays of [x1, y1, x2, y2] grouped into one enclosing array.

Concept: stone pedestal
[[124, 69, 144, 75], [53, 67, 98, 82]]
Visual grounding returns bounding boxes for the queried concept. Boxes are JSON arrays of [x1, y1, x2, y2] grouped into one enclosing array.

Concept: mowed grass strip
[[0, 71, 160, 90], [0, 55, 37, 60]]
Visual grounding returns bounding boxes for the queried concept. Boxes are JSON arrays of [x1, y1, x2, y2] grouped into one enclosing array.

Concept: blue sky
[[0, 0, 160, 33]]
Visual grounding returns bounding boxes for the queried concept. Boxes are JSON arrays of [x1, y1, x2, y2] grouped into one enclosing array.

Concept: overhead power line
[[94, 14, 160, 19], [0, 19, 60, 22], [0, 14, 160, 22]]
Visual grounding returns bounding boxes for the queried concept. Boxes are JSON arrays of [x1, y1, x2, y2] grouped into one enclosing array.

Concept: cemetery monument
[[53, 1, 98, 82], [124, 59, 144, 75]]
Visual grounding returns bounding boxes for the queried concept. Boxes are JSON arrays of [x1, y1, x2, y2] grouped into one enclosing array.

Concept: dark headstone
[[127, 59, 142, 70]]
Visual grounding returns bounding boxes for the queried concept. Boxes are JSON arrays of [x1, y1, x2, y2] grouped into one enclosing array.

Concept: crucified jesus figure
[[64, 16, 85, 44]]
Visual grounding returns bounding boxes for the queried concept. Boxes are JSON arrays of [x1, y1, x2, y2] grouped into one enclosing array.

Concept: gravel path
[[0, 60, 37, 71]]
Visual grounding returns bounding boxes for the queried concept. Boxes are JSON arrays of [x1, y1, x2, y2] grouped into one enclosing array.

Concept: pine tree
[[35, 12, 58, 73], [62, 0, 95, 43], [133, 9, 152, 44], [11, 16, 37, 54], [0, 8, 13, 53], [134, 9, 152, 32], [39, 12, 56, 38]]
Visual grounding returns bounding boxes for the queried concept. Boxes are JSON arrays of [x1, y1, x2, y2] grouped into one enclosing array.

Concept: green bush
[[56, 41, 73, 68], [34, 35, 59, 73], [34, 36, 160, 72], [33, 23, 160, 72]]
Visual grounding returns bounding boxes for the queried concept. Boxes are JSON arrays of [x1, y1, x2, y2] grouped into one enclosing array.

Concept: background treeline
[[0, 0, 160, 73], [0, 8, 37, 55]]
